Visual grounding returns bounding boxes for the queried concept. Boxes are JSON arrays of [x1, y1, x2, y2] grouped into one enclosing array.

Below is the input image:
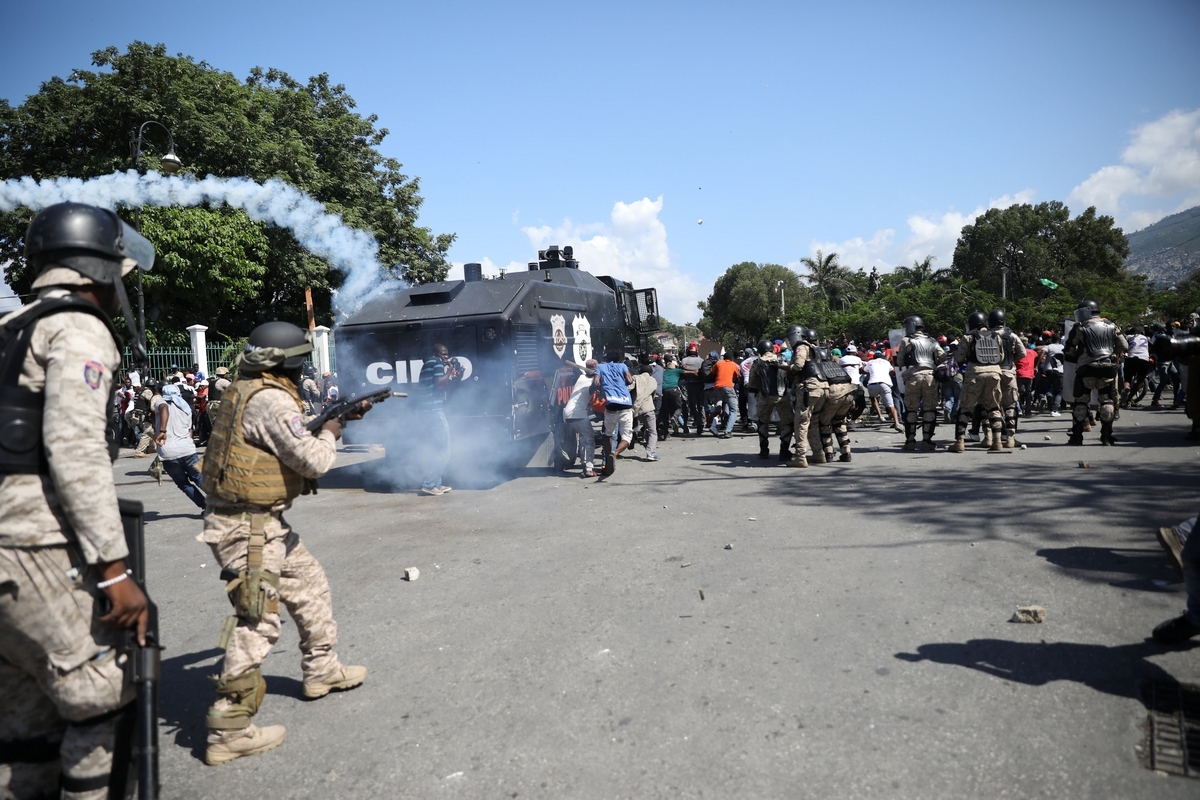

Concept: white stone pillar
[[187, 324, 209, 378], [313, 326, 331, 376]]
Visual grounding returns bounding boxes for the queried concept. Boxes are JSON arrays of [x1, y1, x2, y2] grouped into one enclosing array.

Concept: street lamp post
[[129, 121, 181, 347], [777, 280, 785, 321], [1001, 246, 1022, 301]]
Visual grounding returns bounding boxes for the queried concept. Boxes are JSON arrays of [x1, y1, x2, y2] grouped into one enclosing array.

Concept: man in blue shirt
[[593, 351, 633, 474], [417, 343, 460, 495]]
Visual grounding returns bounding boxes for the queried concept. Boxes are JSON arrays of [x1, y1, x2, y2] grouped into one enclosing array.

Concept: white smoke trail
[[0, 170, 397, 315]]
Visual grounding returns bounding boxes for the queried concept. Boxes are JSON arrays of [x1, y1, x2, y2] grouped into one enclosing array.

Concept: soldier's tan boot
[[303, 665, 368, 699], [948, 438, 965, 453], [809, 449, 827, 464], [921, 440, 937, 452], [206, 724, 287, 766], [988, 438, 1003, 452], [1004, 436, 1017, 448], [787, 455, 809, 468]]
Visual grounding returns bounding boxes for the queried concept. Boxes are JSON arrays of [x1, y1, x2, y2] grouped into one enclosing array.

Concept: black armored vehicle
[[337, 245, 659, 482]]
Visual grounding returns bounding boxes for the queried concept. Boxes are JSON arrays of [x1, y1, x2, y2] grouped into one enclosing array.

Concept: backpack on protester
[[934, 359, 958, 383]]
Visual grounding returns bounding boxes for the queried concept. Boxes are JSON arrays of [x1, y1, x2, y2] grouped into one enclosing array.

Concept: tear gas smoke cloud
[[0, 170, 396, 315]]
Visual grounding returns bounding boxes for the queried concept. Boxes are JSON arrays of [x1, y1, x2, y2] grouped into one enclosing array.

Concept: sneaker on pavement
[[206, 724, 286, 766], [1050, 411, 1061, 417], [419, 486, 447, 496], [303, 665, 368, 699], [644, 453, 660, 461]]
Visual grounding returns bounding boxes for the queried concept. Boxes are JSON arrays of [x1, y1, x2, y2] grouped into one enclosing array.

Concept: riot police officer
[[0, 202, 153, 799], [746, 338, 793, 460], [950, 311, 1004, 453], [1063, 299, 1127, 446], [199, 321, 370, 765], [788, 325, 850, 466], [988, 309, 1027, 448], [895, 315, 944, 451]]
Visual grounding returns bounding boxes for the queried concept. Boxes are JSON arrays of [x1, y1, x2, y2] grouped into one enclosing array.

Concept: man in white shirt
[[562, 360, 598, 477], [863, 353, 902, 430], [154, 383, 206, 508]]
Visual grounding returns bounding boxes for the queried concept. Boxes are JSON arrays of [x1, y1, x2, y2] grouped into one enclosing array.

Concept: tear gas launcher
[[305, 388, 406, 433]]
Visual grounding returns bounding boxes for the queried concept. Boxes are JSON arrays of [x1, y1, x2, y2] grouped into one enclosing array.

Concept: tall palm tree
[[893, 255, 949, 288], [799, 249, 855, 309]]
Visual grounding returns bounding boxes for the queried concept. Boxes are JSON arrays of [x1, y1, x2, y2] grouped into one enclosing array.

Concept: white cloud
[[521, 196, 707, 324], [803, 190, 1036, 274], [1068, 108, 1200, 229]]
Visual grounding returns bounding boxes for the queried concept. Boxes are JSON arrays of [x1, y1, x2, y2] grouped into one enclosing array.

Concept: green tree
[[697, 262, 806, 351], [0, 42, 454, 343], [798, 249, 857, 310], [890, 255, 947, 289], [949, 201, 1143, 321]]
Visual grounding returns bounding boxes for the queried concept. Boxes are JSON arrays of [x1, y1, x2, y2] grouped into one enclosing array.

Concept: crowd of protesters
[[561, 305, 1200, 477]]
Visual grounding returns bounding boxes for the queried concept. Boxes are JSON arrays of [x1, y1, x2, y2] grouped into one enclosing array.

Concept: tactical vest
[[906, 335, 939, 370], [0, 297, 121, 475], [815, 347, 851, 383], [798, 343, 822, 381], [998, 328, 1016, 370], [201, 376, 308, 506], [1079, 319, 1116, 366], [970, 329, 1002, 366]]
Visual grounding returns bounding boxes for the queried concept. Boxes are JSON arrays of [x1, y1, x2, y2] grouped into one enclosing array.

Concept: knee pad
[[207, 669, 266, 731], [904, 410, 918, 426], [922, 411, 938, 425], [1097, 403, 1115, 422], [1071, 402, 1089, 422]]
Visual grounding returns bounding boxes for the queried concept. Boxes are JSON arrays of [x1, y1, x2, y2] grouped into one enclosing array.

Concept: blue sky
[[2, 0, 1199, 322]]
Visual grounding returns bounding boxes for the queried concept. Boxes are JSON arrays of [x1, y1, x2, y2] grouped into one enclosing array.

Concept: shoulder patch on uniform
[[288, 414, 307, 438], [83, 361, 105, 390]]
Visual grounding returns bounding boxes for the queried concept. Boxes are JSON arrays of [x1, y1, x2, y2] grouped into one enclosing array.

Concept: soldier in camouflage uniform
[[808, 328, 856, 464], [199, 321, 369, 765], [1, 203, 153, 800], [949, 311, 1004, 453], [895, 315, 945, 452], [745, 339, 792, 461], [988, 309, 1027, 448]]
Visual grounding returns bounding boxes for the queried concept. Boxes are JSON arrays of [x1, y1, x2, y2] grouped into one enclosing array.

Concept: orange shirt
[[711, 359, 741, 389]]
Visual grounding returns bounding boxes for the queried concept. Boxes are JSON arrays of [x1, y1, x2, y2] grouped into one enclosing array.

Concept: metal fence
[[121, 337, 337, 377]]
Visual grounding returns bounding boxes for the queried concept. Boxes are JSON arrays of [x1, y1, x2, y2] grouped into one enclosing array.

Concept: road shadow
[[159, 647, 224, 762], [895, 638, 1200, 702], [751, 459, 1200, 548], [1037, 545, 1181, 591]]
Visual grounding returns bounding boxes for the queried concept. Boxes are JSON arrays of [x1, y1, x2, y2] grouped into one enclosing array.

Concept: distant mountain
[[1124, 205, 1200, 287]]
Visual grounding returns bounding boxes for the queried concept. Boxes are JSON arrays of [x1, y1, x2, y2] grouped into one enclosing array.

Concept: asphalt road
[[118, 406, 1200, 799]]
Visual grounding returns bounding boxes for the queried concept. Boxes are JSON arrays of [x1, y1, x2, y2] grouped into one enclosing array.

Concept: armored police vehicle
[[337, 246, 659, 481]]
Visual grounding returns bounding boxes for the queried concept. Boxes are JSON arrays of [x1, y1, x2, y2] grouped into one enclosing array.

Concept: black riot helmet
[[243, 321, 314, 372], [757, 339, 772, 355], [804, 328, 819, 344], [987, 308, 1007, 329], [966, 311, 986, 332], [25, 202, 155, 284], [904, 315, 924, 336], [784, 324, 805, 348], [1074, 299, 1099, 323]]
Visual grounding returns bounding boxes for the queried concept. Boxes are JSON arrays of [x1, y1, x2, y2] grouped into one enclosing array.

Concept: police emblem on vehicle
[[551, 314, 567, 359], [572, 314, 592, 363]]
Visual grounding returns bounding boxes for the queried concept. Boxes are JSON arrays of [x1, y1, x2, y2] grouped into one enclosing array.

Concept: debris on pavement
[[1078, 462, 1090, 469], [404, 567, 420, 581], [724, 543, 733, 550], [699, 589, 705, 601], [1010, 605, 1047, 623], [681, 562, 692, 568]]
